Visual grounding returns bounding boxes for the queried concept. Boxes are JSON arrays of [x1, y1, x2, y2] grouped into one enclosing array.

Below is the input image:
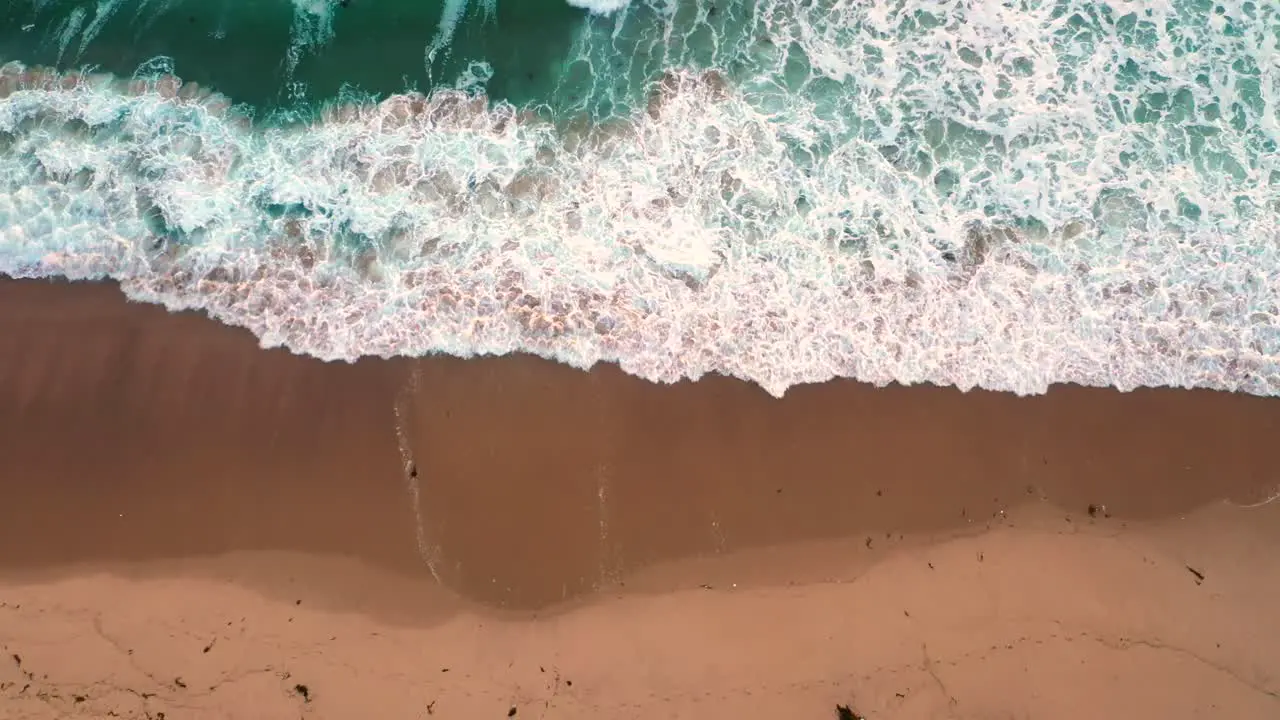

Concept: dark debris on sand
[[835, 704, 866, 720]]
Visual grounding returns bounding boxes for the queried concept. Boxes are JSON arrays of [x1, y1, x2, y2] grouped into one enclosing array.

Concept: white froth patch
[[565, 0, 632, 14], [2, 0, 1279, 397]]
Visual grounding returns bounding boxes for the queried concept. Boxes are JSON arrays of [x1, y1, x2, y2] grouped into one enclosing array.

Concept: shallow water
[[1, 0, 1277, 396]]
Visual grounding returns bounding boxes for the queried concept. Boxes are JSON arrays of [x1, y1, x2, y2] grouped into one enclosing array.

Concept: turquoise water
[[1, 0, 1277, 396]]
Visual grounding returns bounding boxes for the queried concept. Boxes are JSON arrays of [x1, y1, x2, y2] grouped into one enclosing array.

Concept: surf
[[1, 0, 1277, 397]]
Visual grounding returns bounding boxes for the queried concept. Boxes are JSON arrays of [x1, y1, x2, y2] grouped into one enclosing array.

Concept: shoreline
[[1, 277, 1279, 717], [1, 277, 1277, 610], [6, 56, 1277, 399]]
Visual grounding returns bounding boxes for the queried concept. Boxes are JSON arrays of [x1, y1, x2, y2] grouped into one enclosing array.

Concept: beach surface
[[1, 278, 1278, 719]]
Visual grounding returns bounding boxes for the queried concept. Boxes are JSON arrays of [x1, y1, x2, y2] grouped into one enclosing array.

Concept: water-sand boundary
[[0, 278, 1278, 717]]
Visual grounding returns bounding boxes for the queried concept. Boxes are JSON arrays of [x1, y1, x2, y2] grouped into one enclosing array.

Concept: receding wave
[[1, 0, 1278, 396]]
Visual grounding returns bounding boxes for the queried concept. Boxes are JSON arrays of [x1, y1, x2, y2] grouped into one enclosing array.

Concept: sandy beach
[[0, 278, 1278, 719]]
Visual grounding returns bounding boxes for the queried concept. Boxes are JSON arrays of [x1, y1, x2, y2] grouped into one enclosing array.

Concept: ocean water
[[0, 0, 1277, 397]]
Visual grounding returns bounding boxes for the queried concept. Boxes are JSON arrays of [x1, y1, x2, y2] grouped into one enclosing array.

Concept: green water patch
[[0, 0, 591, 115]]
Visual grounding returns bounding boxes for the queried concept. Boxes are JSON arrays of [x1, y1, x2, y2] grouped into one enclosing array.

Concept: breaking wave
[[1, 0, 1278, 397]]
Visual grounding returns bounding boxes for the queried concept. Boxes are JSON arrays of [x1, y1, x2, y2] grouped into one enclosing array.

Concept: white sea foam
[[1, 0, 1278, 397], [564, 0, 632, 14]]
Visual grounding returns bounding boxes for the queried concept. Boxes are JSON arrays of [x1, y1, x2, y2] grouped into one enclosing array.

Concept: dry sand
[[0, 278, 1278, 719]]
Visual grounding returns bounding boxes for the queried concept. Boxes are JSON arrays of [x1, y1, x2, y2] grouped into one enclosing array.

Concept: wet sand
[[0, 278, 1278, 718]]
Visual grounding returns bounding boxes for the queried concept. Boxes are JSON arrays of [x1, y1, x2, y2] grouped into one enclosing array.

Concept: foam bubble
[[2, 0, 1278, 398]]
